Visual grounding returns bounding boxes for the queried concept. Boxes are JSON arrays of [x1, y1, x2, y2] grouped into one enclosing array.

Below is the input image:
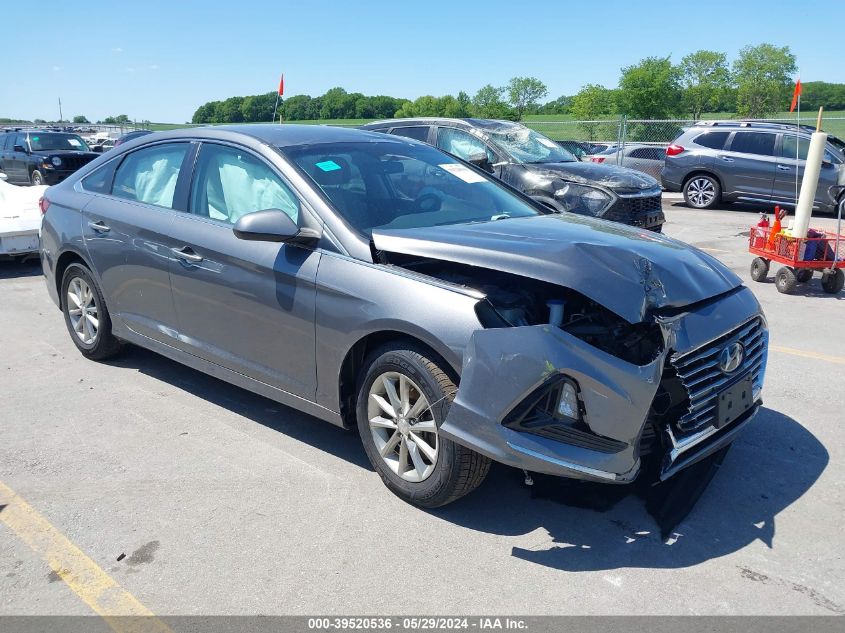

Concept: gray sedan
[[40, 125, 768, 507], [586, 144, 666, 180]]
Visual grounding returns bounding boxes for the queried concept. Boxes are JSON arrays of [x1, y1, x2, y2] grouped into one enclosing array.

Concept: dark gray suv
[[662, 121, 845, 211]]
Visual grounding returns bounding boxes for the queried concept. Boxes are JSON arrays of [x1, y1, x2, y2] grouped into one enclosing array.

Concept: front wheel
[[775, 267, 797, 294], [750, 257, 770, 282], [30, 170, 44, 186], [683, 175, 721, 209], [821, 269, 844, 294], [61, 263, 122, 360], [356, 344, 490, 507]]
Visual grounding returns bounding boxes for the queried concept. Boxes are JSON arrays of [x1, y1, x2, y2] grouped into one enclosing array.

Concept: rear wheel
[[683, 174, 721, 209], [61, 263, 122, 360], [30, 170, 44, 186], [356, 344, 490, 507], [750, 257, 770, 282], [821, 269, 844, 294], [775, 267, 797, 294]]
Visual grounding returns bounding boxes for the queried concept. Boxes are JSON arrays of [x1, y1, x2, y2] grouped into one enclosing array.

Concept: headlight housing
[[50, 156, 62, 167], [553, 182, 614, 216]]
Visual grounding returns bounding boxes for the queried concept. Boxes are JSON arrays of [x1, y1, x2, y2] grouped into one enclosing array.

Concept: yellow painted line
[[0, 481, 173, 633], [770, 345, 845, 365]]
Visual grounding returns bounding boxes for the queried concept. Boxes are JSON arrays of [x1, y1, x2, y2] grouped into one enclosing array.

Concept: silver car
[[585, 144, 666, 180], [40, 125, 768, 507]]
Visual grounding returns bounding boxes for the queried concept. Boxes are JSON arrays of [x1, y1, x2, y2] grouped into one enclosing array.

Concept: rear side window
[[730, 132, 776, 156], [389, 126, 430, 142], [112, 143, 189, 208], [693, 132, 730, 150], [629, 147, 663, 160], [81, 162, 116, 193]]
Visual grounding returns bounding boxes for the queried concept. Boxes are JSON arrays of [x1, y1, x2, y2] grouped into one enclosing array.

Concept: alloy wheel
[[367, 371, 439, 482], [687, 178, 716, 207], [66, 277, 99, 345]]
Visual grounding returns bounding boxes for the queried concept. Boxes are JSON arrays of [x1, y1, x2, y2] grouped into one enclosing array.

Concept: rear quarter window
[[693, 131, 730, 150], [389, 126, 430, 142]]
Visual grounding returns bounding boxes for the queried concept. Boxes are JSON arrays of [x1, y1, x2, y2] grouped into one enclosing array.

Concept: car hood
[[37, 150, 99, 157], [523, 161, 659, 193], [372, 214, 742, 324]]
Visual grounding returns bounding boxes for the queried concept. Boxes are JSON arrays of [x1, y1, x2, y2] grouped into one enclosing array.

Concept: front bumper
[[603, 191, 665, 230], [441, 286, 766, 483], [42, 169, 76, 185]]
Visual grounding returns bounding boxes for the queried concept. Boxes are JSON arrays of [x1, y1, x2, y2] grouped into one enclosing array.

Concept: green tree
[[732, 43, 797, 118], [617, 56, 681, 119], [241, 93, 276, 122], [72, 115, 89, 124], [444, 91, 472, 118], [570, 84, 617, 140], [471, 84, 512, 119], [678, 50, 732, 119], [795, 81, 845, 111], [505, 76, 548, 120], [320, 87, 356, 119], [218, 97, 244, 123], [538, 95, 573, 115]]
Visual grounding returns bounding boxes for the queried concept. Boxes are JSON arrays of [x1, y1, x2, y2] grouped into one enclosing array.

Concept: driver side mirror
[[467, 152, 492, 172], [233, 209, 321, 245]]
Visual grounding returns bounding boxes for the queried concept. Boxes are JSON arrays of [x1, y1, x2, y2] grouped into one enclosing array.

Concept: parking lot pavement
[[1, 202, 843, 617]]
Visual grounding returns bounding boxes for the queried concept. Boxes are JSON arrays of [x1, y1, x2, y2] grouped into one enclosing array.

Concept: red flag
[[278, 74, 284, 96], [789, 79, 801, 112]]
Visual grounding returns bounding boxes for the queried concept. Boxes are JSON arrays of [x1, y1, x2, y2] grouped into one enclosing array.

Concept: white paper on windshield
[[438, 163, 486, 183], [537, 137, 557, 148], [68, 138, 82, 147]]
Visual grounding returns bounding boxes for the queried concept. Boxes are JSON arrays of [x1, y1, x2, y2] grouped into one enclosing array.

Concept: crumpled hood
[[523, 161, 659, 192], [372, 214, 742, 324]]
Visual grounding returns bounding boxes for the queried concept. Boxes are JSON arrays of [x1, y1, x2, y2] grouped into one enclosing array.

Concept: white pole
[[792, 108, 827, 239], [794, 82, 800, 205]]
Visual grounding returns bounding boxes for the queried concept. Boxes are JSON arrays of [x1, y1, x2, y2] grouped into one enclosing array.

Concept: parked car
[[0, 173, 46, 258], [361, 118, 665, 231], [662, 121, 845, 211], [0, 130, 99, 185], [554, 140, 593, 159], [91, 138, 116, 153], [40, 124, 767, 507], [585, 143, 666, 180], [114, 129, 153, 148]]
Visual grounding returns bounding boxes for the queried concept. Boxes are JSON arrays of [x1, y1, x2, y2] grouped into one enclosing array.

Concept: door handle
[[87, 220, 111, 233], [777, 164, 791, 171], [718, 156, 734, 162], [171, 246, 203, 263]]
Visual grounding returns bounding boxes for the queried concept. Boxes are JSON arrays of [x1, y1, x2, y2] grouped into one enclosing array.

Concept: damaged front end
[[373, 224, 768, 485]]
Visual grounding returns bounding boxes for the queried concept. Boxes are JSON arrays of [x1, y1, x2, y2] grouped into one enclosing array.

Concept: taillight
[[590, 157, 606, 163], [666, 144, 685, 156], [39, 197, 50, 215]]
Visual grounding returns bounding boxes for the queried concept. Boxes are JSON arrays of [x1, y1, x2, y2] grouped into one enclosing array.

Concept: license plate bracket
[[716, 376, 754, 429]]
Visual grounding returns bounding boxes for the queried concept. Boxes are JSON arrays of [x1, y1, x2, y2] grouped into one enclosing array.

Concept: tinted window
[[389, 126, 429, 142], [629, 147, 662, 159], [81, 163, 115, 193], [189, 143, 299, 224], [730, 132, 776, 156], [0, 134, 8, 150], [436, 127, 495, 163], [14, 134, 26, 150], [112, 143, 189, 208], [284, 140, 541, 236], [694, 132, 729, 150]]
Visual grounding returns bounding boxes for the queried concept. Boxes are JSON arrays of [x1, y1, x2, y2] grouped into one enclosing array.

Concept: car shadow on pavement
[[0, 258, 42, 279], [108, 346, 373, 471], [431, 407, 827, 572]]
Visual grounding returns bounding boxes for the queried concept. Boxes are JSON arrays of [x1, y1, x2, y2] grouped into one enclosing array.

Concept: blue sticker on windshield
[[316, 160, 341, 172]]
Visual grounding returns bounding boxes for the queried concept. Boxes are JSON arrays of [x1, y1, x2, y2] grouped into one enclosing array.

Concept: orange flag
[[789, 79, 801, 113], [278, 74, 285, 96]]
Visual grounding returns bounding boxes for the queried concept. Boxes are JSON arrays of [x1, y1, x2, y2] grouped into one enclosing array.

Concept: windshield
[[28, 133, 90, 152], [486, 126, 576, 164], [283, 140, 543, 235]]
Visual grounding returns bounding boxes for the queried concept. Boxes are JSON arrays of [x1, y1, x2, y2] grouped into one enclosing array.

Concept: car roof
[[362, 117, 524, 131], [147, 123, 402, 147]]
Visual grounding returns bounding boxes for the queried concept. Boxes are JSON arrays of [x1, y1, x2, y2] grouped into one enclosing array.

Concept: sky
[[1, 0, 841, 123]]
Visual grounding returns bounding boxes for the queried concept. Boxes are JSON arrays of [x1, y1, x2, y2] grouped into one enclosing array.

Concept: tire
[[775, 267, 797, 294], [60, 263, 122, 360], [356, 344, 491, 508], [821, 269, 844, 294], [795, 268, 813, 284], [750, 257, 770, 282], [683, 174, 721, 209], [30, 170, 44, 186]]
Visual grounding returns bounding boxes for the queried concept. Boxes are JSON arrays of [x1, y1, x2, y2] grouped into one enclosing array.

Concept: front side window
[[389, 126, 430, 142], [436, 128, 495, 163], [284, 140, 542, 235], [730, 132, 776, 156], [189, 144, 299, 225], [112, 143, 189, 209], [14, 134, 27, 150], [486, 126, 576, 164]]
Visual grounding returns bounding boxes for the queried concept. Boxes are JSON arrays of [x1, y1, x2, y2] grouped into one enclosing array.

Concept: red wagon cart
[[748, 186, 845, 294]]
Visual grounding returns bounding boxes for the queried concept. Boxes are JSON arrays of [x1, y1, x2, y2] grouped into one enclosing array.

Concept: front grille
[[56, 153, 96, 171], [670, 317, 766, 433], [604, 194, 663, 226]]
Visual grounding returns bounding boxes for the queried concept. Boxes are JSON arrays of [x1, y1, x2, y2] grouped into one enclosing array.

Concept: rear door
[[719, 131, 778, 200], [773, 134, 841, 210], [82, 141, 191, 345], [167, 141, 320, 399], [6, 133, 28, 183]]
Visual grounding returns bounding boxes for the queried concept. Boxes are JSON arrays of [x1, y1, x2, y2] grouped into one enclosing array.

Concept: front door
[[772, 134, 841, 210], [82, 141, 191, 344], [168, 141, 320, 400]]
